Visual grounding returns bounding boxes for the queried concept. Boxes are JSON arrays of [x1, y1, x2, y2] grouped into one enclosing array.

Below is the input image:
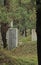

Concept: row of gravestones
[[0, 22, 37, 50], [1, 20, 36, 50], [6, 28, 37, 50]]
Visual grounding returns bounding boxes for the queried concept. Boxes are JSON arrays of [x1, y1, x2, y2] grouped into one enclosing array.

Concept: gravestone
[[10, 21, 13, 28], [32, 29, 37, 41], [6, 28, 18, 50]]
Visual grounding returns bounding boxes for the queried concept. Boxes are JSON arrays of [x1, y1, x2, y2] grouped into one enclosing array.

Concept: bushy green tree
[[0, 0, 36, 48]]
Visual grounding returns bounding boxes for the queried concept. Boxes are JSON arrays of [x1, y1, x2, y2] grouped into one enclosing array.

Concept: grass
[[19, 35, 31, 43], [11, 41, 37, 57], [0, 41, 38, 65], [0, 49, 38, 65], [0, 35, 38, 65]]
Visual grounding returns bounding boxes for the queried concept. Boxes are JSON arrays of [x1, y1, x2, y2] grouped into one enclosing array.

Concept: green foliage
[[0, 7, 12, 23], [0, 0, 4, 6], [22, 0, 31, 3], [0, 0, 36, 29], [12, 0, 36, 30]]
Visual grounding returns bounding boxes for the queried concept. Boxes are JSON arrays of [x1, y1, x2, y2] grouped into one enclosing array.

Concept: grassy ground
[[0, 40, 38, 65], [0, 33, 38, 65]]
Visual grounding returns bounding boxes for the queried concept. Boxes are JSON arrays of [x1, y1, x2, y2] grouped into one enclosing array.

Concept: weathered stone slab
[[6, 28, 18, 50], [32, 29, 37, 41]]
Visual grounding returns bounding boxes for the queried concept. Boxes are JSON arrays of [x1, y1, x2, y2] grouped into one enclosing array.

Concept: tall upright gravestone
[[32, 29, 37, 41], [6, 28, 18, 50]]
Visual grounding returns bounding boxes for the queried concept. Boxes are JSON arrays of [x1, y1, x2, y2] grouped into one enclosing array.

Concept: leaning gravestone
[[32, 29, 37, 41], [6, 28, 18, 50]]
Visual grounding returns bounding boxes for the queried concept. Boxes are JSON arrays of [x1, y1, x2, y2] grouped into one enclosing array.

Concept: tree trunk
[[21, 28, 27, 37], [21, 30, 24, 36], [36, 0, 41, 65], [1, 22, 9, 48], [4, 0, 10, 11], [25, 27, 27, 37], [18, 0, 21, 6], [30, 29, 32, 34]]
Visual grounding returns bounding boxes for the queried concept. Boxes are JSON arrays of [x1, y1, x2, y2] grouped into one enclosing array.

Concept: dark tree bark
[[18, 0, 21, 6], [36, 0, 41, 65], [4, 0, 7, 6], [25, 27, 27, 37], [21, 29, 24, 36], [4, 0, 10, 11], [1, 22, 9, 48], [21, 28, 27, 37], [0, 0, 10, 48]]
